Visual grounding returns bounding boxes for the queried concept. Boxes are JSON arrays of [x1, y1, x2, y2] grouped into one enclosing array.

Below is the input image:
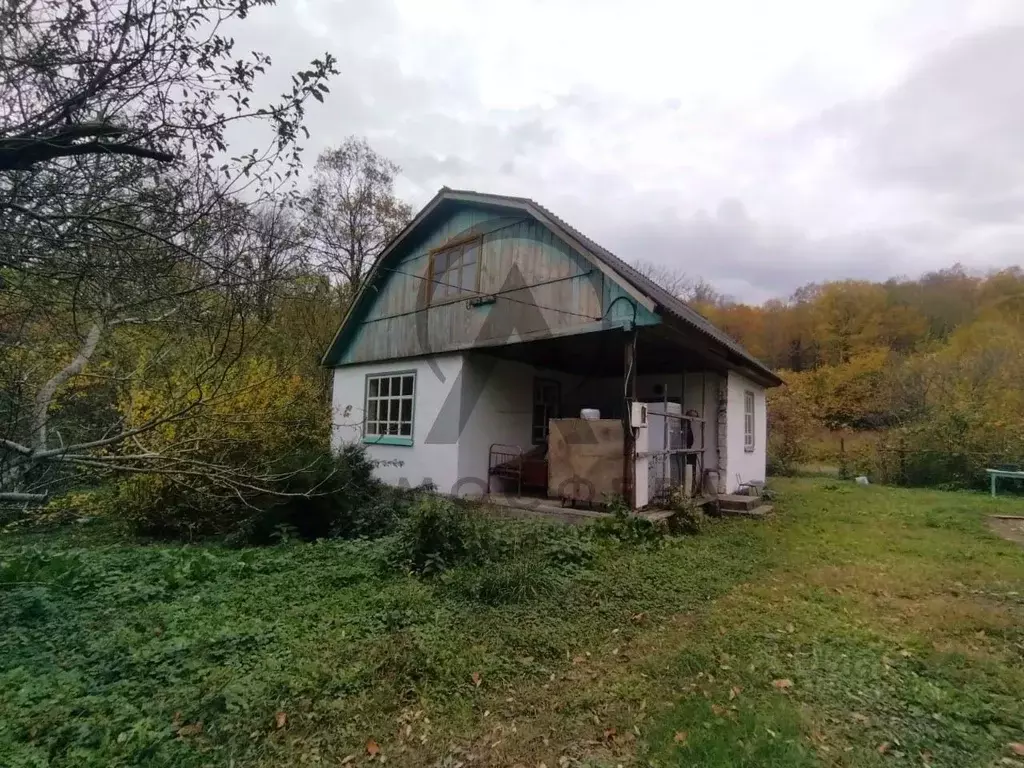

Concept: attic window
[[429, 237, 480, 302]]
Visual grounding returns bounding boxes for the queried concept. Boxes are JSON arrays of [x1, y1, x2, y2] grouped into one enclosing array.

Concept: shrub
[[233, 445, 382, 545], [113, 445, 383, 543], [393, 495, 491, 575], [668, 490, 704, 534], [41, 487, 116, 520], [335, 482, 420, 540], [109, 355, 349, 540], [593, 496, 667, 545], [2, 485, 118, 532], [117, 473, 220, 539], [522, 525, 595, 569]]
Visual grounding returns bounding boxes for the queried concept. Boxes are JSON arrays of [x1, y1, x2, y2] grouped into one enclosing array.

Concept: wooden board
[[547, 418, 625, 504], [339, 215, 606, 365]]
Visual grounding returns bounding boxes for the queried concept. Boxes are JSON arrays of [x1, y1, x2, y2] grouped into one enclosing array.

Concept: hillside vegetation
[[697, 266, 1024, 485]]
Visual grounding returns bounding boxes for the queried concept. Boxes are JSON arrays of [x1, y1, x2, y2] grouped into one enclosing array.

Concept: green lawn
[[2, 479, 1023, 767]]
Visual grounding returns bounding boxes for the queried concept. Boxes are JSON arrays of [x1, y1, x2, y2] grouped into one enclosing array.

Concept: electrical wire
[[375, 263, 605, 322]]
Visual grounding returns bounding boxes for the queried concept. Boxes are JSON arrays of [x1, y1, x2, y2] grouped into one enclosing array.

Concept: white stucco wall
[[457, 355, 584, 496], [330, 351, 762, 500], [724, 371, 767, 493], [456, 357, 534, 495], [331, 354, 464, 493]]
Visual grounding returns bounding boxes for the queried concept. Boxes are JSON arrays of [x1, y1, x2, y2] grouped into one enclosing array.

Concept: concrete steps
[[718, 493, 761, 511], [718, 494, 774, 518], [639, 496, 716, 524], [723, 503, 773, 518], [639, 509, 675, 523]]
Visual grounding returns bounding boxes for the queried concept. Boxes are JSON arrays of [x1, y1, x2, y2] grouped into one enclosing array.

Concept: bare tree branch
[[0, 492, 47, 503], [0, 0, 338, 506], [301, 137, 412, 294], [31, 322, 104, 451]]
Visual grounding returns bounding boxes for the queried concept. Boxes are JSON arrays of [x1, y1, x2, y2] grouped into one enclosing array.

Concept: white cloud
[[230, 0, 1024, 300]]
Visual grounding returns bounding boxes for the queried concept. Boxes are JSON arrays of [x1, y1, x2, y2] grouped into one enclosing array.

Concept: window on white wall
[[743, 390, 755, 452], [364, 372, 415, 445]]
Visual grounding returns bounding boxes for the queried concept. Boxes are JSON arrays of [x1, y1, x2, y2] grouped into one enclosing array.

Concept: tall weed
[[393, 495, 491, 575]]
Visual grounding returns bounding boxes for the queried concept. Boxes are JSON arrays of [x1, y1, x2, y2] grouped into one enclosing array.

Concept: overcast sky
[[234, 0, 1024, 302]]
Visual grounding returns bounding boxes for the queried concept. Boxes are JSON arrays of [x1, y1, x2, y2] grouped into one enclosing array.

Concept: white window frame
[[363, 371, 416, 445], [743, 390, 756, 452]]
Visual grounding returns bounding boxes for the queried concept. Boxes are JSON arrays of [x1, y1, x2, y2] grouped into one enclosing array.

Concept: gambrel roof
[[323, 187, 781, 386]]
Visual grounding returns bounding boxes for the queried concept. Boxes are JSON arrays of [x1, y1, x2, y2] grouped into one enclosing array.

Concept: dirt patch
[[988, 516, 1024, 546]]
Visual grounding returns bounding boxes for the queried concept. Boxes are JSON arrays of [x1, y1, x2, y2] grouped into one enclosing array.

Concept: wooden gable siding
[[337, 205, 659, 365], [363, 205, 498, 322]]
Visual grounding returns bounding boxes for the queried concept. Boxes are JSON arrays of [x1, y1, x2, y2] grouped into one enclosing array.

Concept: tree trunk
[[31, 321, 104, 451]]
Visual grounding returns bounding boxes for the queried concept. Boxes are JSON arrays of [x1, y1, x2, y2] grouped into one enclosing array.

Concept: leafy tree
[[302, 137, 413, 295], [701, 265, 1023, 484], [0, 0, 337, 503], [907, 264, 980, 340], [977, 267, 1024, 328], [766, 372, 814, 474], [0, 0, 334, 174], [810, 281, 887, 365], [877, 320, 1024, 486]]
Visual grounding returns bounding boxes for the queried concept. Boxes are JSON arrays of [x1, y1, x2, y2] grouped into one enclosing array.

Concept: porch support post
[[682, 370, 689, 494], [700, 371, 706, 493], [623, 329, 638, 509]]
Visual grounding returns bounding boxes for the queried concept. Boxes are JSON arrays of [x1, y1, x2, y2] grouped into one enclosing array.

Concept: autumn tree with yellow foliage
[[700, 265, 1024, 487]]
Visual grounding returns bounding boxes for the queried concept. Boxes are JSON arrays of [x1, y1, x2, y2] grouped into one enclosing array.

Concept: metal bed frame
[[487, 443, 524, 496]]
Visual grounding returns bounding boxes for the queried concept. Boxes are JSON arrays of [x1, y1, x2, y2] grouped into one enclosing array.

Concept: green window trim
[[362, 435, 414, 447], [363, 370, 416, 445]]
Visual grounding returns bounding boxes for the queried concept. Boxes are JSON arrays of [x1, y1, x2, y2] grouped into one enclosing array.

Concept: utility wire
[[375, 263, 605, 322]]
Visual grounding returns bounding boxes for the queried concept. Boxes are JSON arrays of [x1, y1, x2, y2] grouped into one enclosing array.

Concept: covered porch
[[457, 321, 732, 511]]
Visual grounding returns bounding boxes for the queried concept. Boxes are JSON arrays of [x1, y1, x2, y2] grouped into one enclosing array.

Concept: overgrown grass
[[2, 479, 1023, 767]]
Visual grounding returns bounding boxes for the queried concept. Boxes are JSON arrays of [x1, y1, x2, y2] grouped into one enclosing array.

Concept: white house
[[323, 189, 781, 510]]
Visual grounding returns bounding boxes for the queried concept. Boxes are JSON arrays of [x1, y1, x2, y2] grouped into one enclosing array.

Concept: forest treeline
[[694, 266, 1024, 486]]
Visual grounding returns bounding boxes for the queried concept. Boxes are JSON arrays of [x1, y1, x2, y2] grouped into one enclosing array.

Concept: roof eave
[[656, 306, 783, 387], [320, 188, 455, 367]]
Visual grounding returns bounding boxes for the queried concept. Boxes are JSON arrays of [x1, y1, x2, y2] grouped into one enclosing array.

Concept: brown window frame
[[427, 235, 482, 304]]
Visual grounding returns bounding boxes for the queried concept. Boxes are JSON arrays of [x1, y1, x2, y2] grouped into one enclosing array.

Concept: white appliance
[[630, 401, 648, 427], [645, 402, 683, 501]]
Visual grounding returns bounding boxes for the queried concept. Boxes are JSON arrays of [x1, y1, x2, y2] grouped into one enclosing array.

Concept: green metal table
[[986, 468, 1024, 497]]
